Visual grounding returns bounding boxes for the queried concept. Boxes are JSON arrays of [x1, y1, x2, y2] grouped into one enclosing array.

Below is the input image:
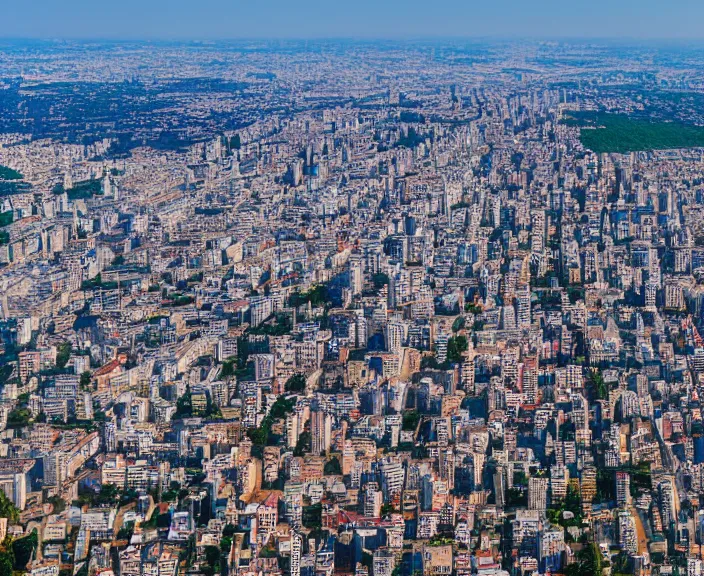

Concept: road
[[631, 507, 648, 556], [112, 501, 136, 543]]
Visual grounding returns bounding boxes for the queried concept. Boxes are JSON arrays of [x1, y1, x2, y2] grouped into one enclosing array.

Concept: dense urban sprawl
[[0, 39, 703, 576]]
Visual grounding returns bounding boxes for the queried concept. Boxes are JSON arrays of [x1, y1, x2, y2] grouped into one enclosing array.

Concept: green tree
[[0, 492, 18, 524], [247, 425, 268, 447], [203, 545, 220, 573], [173, 385, 193, 418], [302, 503, 322, 528], [446, 335, 468, 363], [285, 373, 306, 393], [565, 540, 601, 576], [294, 431, 311, 456], [79, 371, 92, 390], [117, 523, 134, 541], [220, 536, 232, 554], [269, 396, 295, 419], [0, 552, 12, 576], [0, 536, 15, 576], [402, 410, 421, 431], [323, 457, 341, 476], [47, 496, 66, 514], [6, 408, 30, 428], [587, 368, 608, 400], [55, 342, 72, 368], [12, 530, 37, 571], [219, 358, 236, 379], [0, 165, 22, 180]]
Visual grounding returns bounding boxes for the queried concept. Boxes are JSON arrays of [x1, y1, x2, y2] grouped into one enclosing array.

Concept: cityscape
[[2, 27, 704, 576]]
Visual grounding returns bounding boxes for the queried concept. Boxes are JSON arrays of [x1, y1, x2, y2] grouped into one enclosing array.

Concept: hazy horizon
[[4, 0, 704, 42]]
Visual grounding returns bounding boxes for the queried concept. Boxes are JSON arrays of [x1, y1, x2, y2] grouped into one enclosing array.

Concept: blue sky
[[3, 0, 704, 40]]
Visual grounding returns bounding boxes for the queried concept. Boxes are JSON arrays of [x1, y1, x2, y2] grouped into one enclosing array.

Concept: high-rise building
[[379, 458, 404, 501], [516, 284, 531, 329], [615, 471, 631, 508], [539, 529, 565, 573], [438, 448, 454, 491], [364, 482, 383, 518], [372, 549, 395, 576], [311, 410, 332, 456], [291, 531, 302, 576], [580, 466, 597, 509], [528, 476, 548, 511], [550, 466, 569, 505]]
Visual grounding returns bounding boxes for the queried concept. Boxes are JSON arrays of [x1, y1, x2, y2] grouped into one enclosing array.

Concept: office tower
[[550, 466, 569, 505], [528, 476, 548, 511], [615, 471, 631, 508], [364, 483, 383, 518], [311, 410, 332, 456]]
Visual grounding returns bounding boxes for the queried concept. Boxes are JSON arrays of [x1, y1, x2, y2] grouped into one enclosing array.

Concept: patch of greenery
[[427, 535, 454, 547], [587, 368, 608, 400], [0, 166, 22, 180], [74, 484, 138, 508], [399, 111, 425, 123], [0, 536, 14, 576], [547, 485, 583, 527], [0, 365, 15, 389], [218, 356, 241, 380], [6, 408, 31, 428], [250, 312, 293, 336], [564, 539, 601, 576], [0, 181, 31, 197], [12, 529, 37, 571], [56, 341, 72, 369], [289, 285, 328, 308], [46, 496, 66, 514], [0, 491, 19, 524], [81, 273, 118, 291], [565, 111, 704, 154], [447, 335, 468, 363], [302, 503, 322, 529], [323, 457, 341, 475], [507, 487, 527, 508], [247, 395, 296, 446], [421, 355, 451, 371], [166, 293, 194, 307], [202, 545, 220, 576], [80, 371, 92, 390], [117, 522, 134, 541], [259, 545, 278, 558], [293, 430, 311, 456], [402, 410, 421, 431], [54, 178, 103, 200], [285, 373, 306, 393], [173, 385, 221, 420]]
